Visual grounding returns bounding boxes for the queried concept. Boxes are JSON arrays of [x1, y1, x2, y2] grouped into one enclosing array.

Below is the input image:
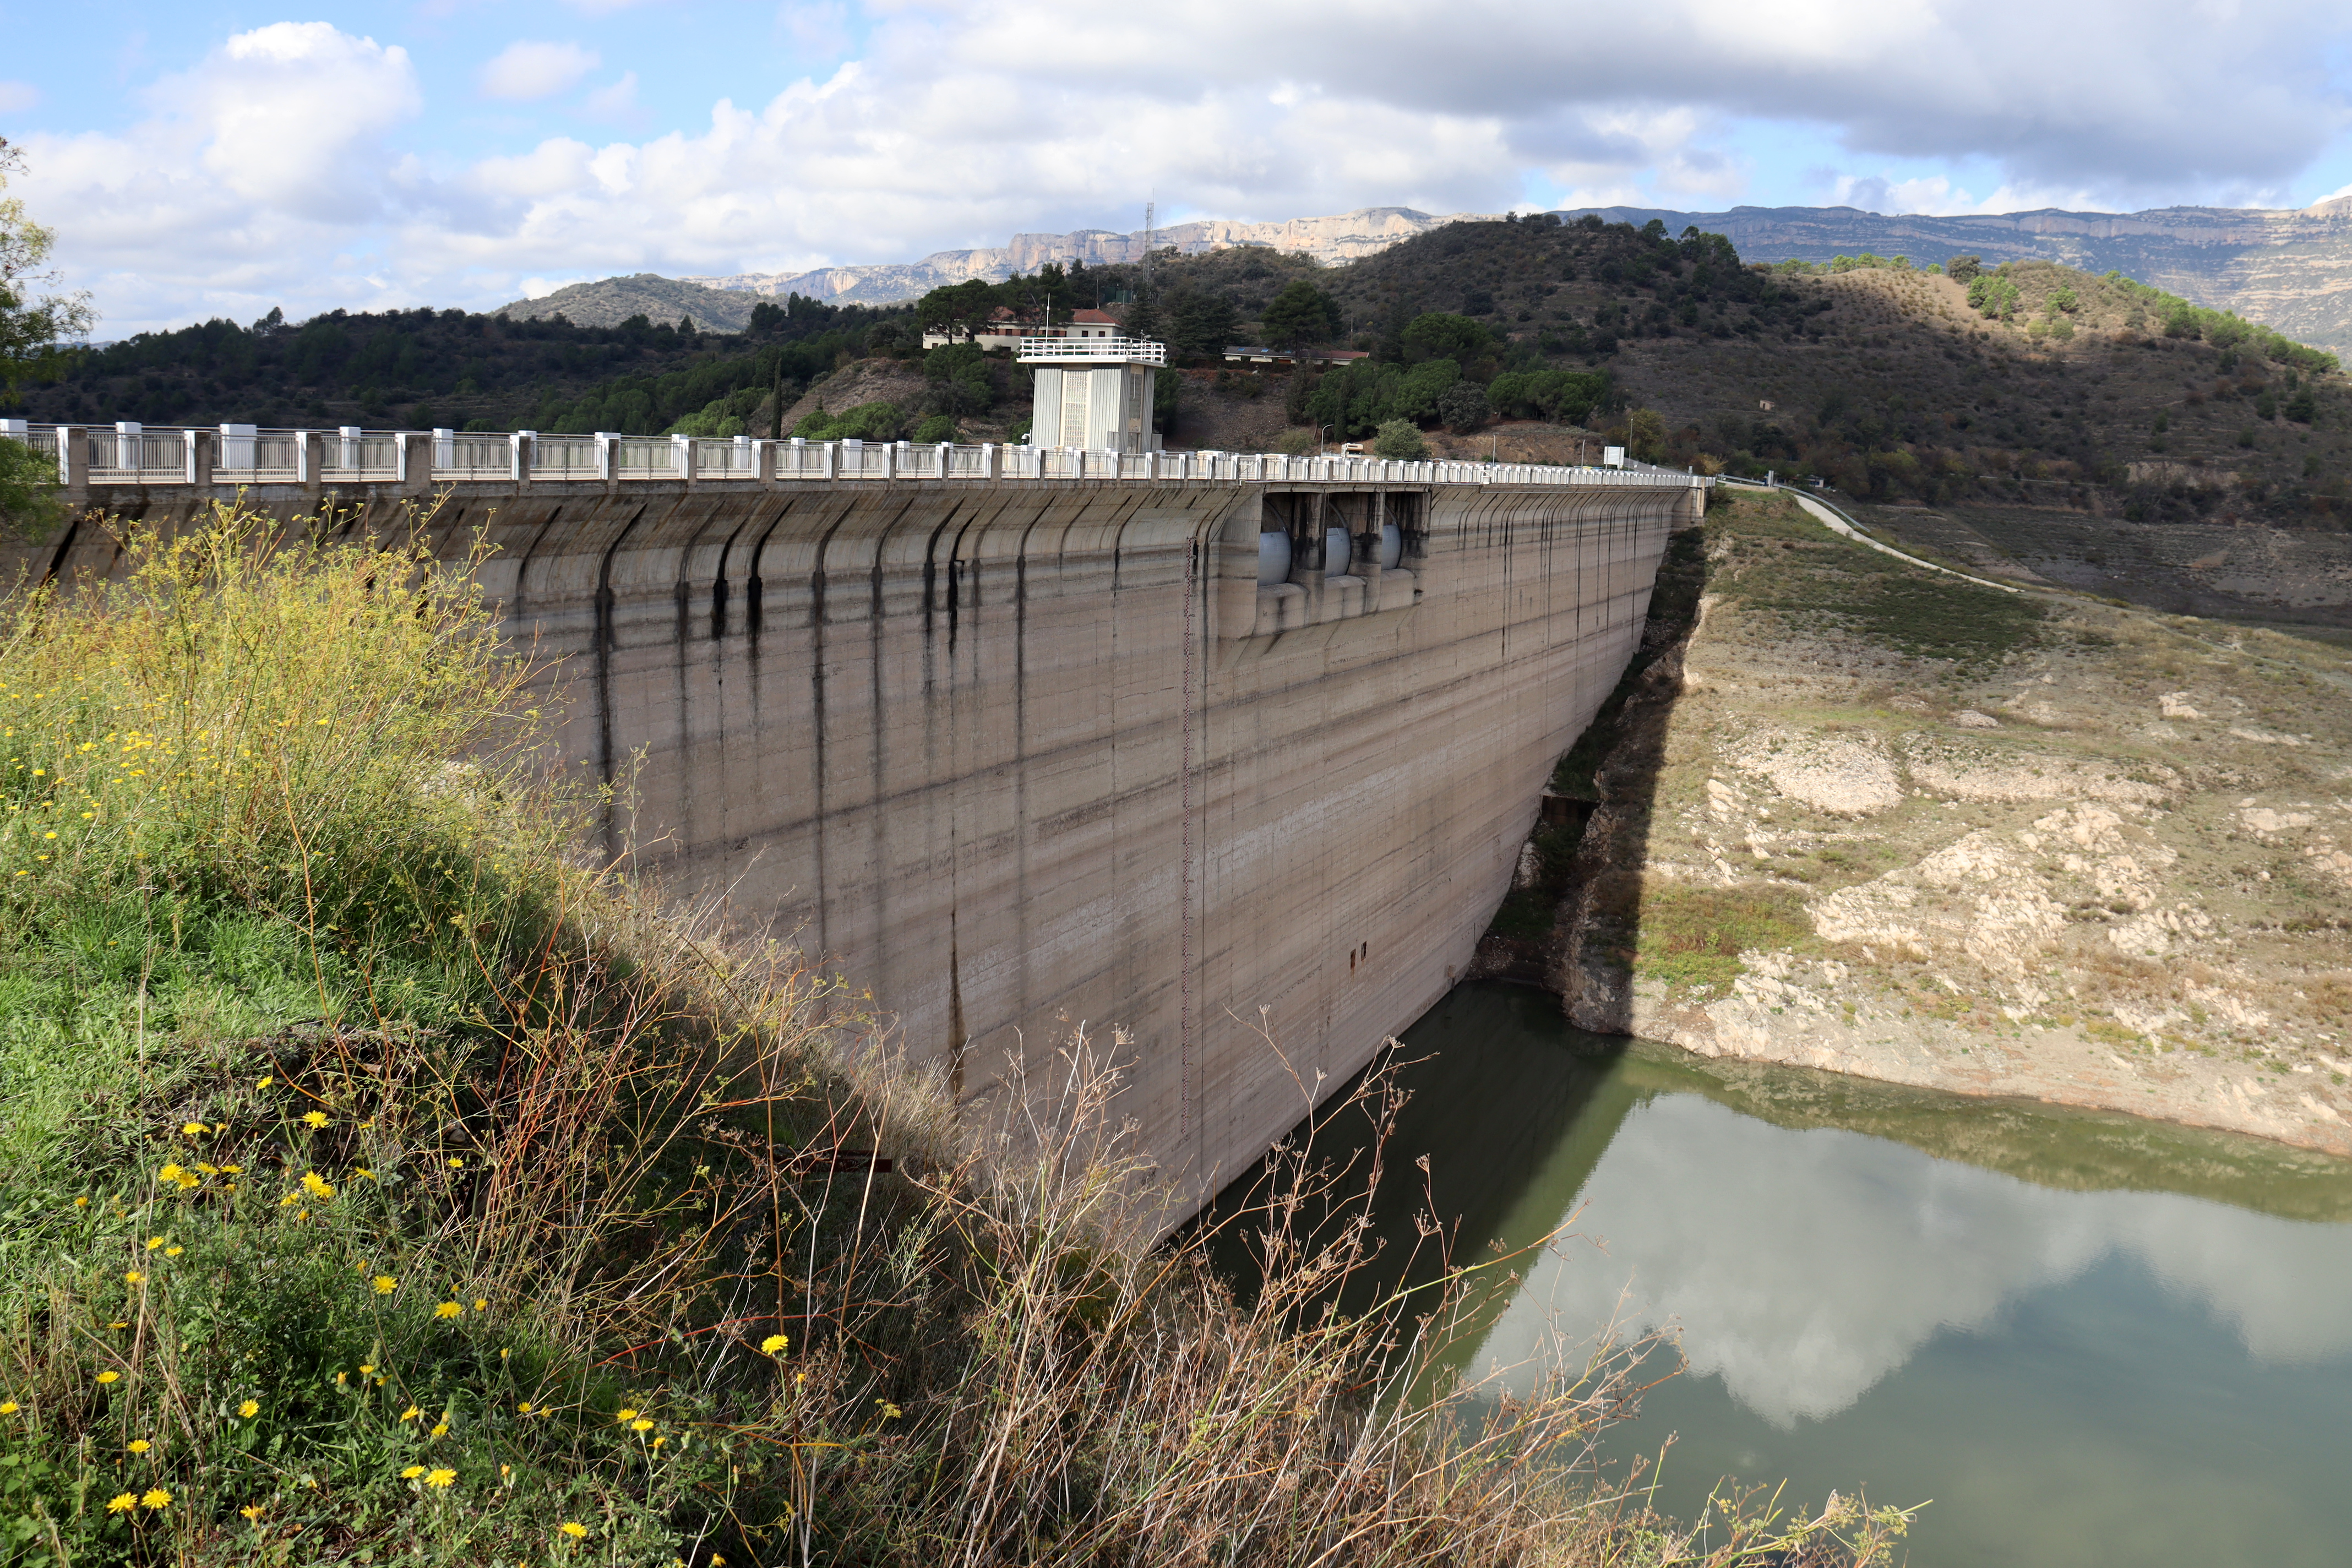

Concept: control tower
[[1018, 325, 1166, 454]]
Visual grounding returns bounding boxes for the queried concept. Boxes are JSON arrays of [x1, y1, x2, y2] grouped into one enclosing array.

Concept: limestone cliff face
[[1547, 486, 2352, 1157]]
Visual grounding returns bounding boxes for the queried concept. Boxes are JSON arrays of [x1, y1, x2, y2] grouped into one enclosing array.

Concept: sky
[[5, 1, 2352, 338]]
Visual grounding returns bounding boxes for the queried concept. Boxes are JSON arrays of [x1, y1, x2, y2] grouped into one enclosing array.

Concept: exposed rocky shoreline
[[1493, 488, 2352, 1158]]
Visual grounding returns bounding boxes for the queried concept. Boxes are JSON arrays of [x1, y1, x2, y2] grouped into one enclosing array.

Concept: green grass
[[1632, 882, 1817, 997]]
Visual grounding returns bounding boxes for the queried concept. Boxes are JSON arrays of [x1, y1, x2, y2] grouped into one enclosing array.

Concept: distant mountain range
[[499, 198, 2352, 356]]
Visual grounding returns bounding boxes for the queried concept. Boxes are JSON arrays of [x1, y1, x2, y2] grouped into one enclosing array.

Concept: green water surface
[[1216, 982, 2352, 1568]]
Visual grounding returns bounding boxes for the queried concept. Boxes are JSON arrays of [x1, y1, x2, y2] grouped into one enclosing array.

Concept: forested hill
[[4, 295, 916, 434]]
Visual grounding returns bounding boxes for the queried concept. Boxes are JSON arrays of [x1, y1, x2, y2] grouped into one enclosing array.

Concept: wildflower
[[335, 1372, 347, 1386], [355, 1167, 375, 1180], [301, 1172, 335, 1199], [145, 1237, 162, 1251], [518, 1402, 532, 1414], [257, 1076, 273, 1088], [559, 1522, 587, 1539], [220, 1163, 242, 1175], [0, 1402, 16, 1415], [141, 1488, 171, 1510], [431, 1422, 449, 1437], [181, 1122, 206, 1136], [240, 1505, 264, 1521], [124, 1271, 144, 1286], [651, 1434, 667, 1449], [373, 1275, 397, 1294], [156, 1164, 183, 1183], [73, 1195, 88, 1207], [277, 1194, 298, 1208], [106, 1494, 137, 1515], [473, 1298, 486, 1311], [239, 1399, 259, 1418], [164, 1246, 182, 1258], [302, 1111, 329, 1129], [425, 1468, 455, 1488], [175, 1172, 199, 1191], [614, 1408, 638, 1423], [630, 1418, 653, 1433], [401, 1464, 424, 1480], [127, 1440, 150, 1453], [400, 1406, 421, 1421], [760, 1334, 789, 1355], [358, 1364, 374, 1375], [447, 1157, 464, 1169], [434, 1301, 462, 1319], [877, 1401, 903, 1420]]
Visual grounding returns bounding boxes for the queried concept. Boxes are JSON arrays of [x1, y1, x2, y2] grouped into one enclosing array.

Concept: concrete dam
[[14, 425, 1698, 1218]]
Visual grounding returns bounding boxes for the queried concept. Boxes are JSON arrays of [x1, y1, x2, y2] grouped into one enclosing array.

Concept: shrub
[[1370, 419, 1430, 460], [910, 413, 960, 445], [794, 400, 905, 442], [1437, 381, 1491, 433]]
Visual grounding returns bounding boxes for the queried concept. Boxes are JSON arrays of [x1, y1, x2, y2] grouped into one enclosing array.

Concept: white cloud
[[584, 72, 641, 120], [479, 41, 601, 102]]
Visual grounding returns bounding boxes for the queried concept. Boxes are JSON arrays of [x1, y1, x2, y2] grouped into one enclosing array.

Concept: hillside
[[1562, 200, 2352, 360], [1514, 484, 2352, 1157]]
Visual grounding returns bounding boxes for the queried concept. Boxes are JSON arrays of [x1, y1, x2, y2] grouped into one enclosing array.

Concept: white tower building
[[1019, 322, 1166, 453]]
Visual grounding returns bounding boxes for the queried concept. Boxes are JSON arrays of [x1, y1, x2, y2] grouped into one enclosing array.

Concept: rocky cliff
[[1544, 485, 2352, 1157]]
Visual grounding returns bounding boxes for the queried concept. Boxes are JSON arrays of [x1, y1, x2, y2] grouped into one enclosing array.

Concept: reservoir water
[[1222, 982, 2352, 1567]]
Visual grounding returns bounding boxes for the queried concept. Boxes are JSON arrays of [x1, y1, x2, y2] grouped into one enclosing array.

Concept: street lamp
[[1316, 424, 1333, 456]]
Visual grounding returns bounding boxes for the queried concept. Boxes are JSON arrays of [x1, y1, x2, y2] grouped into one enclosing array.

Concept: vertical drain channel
[[1179, 532, 1200, 1152]]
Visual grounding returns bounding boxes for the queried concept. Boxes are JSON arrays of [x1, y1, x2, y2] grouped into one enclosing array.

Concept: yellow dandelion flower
[[302, 1111, 329, 1129], [257, 1076, 273, 1088], [629, 1418, 653, 1433], [141, 1488, 171, 1510], [220, 1163, 242, 1175], [425, 1468, 455, 1488], [123, 1271, 143, 1285], [558, 1522, 587, 1539], [760, 1334, 789, 1355], [355, 1167, 375, 1180], [447, 1157, 464, 1169], [431, 1422, 449, 1437], [372, 1275, 397, 1294], [180, 1123, 206, 1136], [651, 1434, 666, 1449], [127, 1440, 150, 1453], [164, 1246, 182, 1258], [400, 1464, 424, 1480], [144, 1237, 162, 1251], [335, 1371, 347, 1386], [0, 1402, 17, 1415], [156, 1164, 183, 1182], [358, 1364, 374, 1375], [105, 1494, 137, 1515], [614, 1408, 638, 1423], [240, 1505, 264, 1521], [434, 1301, 462, 1319], [73, 1195, 88, 1207], [518, 1402, 532, 1414], [400, 1406, 421, 1421], [239, 1399, 259, 1418], [175, 1173, 199, 1191], [301, 1172, 335, 1199], [472, 1298, 486, 1311]]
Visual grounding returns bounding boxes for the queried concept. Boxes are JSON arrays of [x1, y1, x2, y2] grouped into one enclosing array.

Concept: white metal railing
[[1015, 336, 1168, 364], [18, 421, 1715, 494], [531, 436, 600, 479], [432, 432, 516, 481]]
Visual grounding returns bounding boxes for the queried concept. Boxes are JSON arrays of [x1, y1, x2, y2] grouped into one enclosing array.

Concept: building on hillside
[[1019, 330, 1165, 453], [1221, 346, 1371, 365], [923, 307, 1128, 351]]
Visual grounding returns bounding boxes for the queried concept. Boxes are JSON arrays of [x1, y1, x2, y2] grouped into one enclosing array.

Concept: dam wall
[[24, 461, 1690, 1217]]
